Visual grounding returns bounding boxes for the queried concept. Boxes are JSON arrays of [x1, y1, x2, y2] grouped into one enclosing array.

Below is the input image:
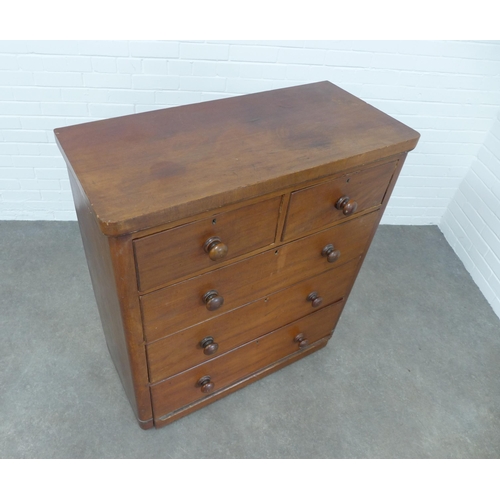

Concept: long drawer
[[141, 210, 378, 342], [150, 302, 344, 419], [146, 258, 359, 382]]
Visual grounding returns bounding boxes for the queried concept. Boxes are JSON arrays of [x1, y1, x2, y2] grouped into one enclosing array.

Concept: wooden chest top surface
[[55, 81, 419, 236]]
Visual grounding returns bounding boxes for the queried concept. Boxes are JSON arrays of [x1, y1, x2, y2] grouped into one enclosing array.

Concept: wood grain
[[154, 337, 330, 428], [67, 164, 153, 428], [283, 160, 397, 241], [140, 210, 378, 342], [58, 82, 420, 429], [55, 81, 420, 236], [150, 301, 344, 419], [134, 196, 281, 291], [146, 257, 359, 382]]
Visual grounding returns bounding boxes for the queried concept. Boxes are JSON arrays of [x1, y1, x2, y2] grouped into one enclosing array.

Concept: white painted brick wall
[[440, 110, 500, 319], [0, 40, 500, 225]]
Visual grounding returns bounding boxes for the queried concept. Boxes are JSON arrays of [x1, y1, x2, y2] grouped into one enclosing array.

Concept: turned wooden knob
[[321, 243, 341, 263], [197, 375, 215, 393], [203, 290, 224, 311], [294, 333, 308, 349], [200, 336, 219, 355], [307, 291, 323, 308], [335, 195, 358, 216], [203, 236, 228, 261]]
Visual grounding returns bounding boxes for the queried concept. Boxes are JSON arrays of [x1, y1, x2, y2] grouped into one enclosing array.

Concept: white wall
[[440, 110, 500, 318], [1, 40, 500, 318], [1, 40, 500, 223]]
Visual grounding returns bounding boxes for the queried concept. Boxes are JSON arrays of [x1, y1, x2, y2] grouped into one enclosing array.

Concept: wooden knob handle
[[307, 291, 323, 308], [203, 236, 228, 261], [321, 243, 341, 263], [335, 196, 358, 216], [200, 336, 219, 355], [294, 333, 308, 349], [203, 290, 224, 311], [197, 375, 215, 393]]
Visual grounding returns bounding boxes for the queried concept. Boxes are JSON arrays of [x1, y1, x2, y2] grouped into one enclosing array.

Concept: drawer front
[[283, 160, 396, 241], [147, 258, 359, 382], [141, 210, 378, 342], [134, 196, 282, 292], [150, 302, 343, 419]]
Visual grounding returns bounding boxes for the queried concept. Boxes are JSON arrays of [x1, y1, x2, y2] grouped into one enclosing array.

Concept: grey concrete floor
[[1, 221, 499, 458]]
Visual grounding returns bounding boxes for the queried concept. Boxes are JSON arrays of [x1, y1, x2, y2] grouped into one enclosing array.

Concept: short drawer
[[134, 196, 281, 292], [283, 160, 397, 241], [140, 210, 378, 342], [150, 302, 343, 419], [147, 258, 359, 382]]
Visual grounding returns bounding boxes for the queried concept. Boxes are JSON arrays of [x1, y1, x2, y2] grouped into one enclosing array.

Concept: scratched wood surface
[[55, 81, 420, 236]]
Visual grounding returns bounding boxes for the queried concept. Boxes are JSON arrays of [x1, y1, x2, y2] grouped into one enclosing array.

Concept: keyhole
[[212, 218, 217, 225]]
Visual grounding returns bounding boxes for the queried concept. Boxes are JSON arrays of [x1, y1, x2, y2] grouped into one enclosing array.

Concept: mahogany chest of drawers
[[55, 81, 420, 429]]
